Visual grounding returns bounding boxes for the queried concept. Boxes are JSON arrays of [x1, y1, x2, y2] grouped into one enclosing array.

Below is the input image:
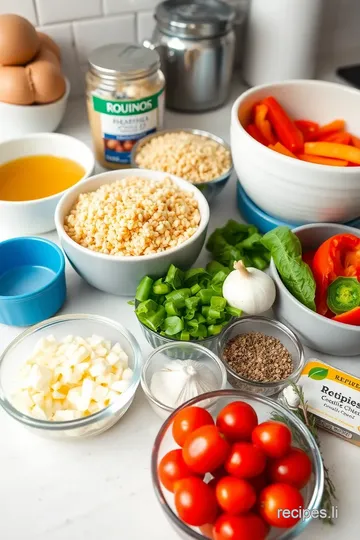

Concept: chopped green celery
[[199, 277, 210, 289], [206, 318, 218, 325], [165, 288, 191, 308], [226, 306, 242, 317], [239, 233, 263, 250], [153, 279, 171, 295], [195, 313, 206, 323], [184, 268, 209, 286], [164, 264, 184, 289], [164, 301, 180, 316], [135, 299, 158, 315], [208, 308, 221, 319], [189, 324, 207, 339], [210, 296, 227, 311], [184, 309, 196, 321], [190, 283, 201, 295], [180, 330, 190, 341], [211, 283, 223, 295], [187, 319, 199, 330], [251, 256, 268, 270], [206, 260, 226, 275], [202, 306, 210, 317], [211, 269, 230, 284], [208, 324, 223, 336], [185, 296, 200, 310], [197, 288, 217, 304], [139, 306, 166, 331], [164, 316, 184, 336], [135, 276, 153, 302]]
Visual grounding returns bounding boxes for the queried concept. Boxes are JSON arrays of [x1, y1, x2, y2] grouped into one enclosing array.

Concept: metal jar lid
[[155, 0, 236, 39], [88, 43, 161, 81]]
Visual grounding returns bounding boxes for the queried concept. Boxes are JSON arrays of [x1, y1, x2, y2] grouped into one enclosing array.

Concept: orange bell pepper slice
[[246, 123, 268, 146], [254, 104, 276, 145], [298, 154, 348, 167], [319, 131, 351, 144], [333, 307, 360, 326], [312, 119, 345, 140], [312, 234, 360, 315], [269, 142, 296, 158], [262, 97, 304, 153], [304, 142, 360, 164]]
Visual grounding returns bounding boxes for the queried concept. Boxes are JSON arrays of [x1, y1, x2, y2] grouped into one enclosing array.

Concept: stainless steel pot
[[143, 0, 236, 112]]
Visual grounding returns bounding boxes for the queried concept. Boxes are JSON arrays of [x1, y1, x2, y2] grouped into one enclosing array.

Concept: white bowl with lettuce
[[265, 223, 360, 356]]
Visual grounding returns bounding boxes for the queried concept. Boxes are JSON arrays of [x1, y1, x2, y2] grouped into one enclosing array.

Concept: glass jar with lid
[[86, 44, 165, 169]]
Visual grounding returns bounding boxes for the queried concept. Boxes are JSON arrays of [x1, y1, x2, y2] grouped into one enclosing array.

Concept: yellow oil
[[0, 155, 85, 201]]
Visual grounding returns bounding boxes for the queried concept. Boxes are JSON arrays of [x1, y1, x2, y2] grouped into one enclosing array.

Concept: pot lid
[[155, 0, 236, 39], [88, 43, 160, 79]]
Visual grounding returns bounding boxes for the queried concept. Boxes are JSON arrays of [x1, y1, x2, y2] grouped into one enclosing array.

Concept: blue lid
[[237, 182, 360, 233]]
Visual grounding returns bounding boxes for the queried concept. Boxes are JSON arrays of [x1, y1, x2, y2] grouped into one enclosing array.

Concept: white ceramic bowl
[[231, 80, 360, 223], [0, 133, 95, 237], [55, 169, 210, 296], [0, 78, 70, 142]]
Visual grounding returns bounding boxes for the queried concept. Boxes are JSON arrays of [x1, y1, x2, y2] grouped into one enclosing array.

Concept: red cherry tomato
[[214, 513, 268, 540], [216, 401, 258, 442], [259, 483, 304, 528], [216, 476, 256, 515], [199, 523, 214, 539], [158, 449, 194, 492], [172, 406, 214, 447], [252, 421, 292, 458], [174, 477, 218, 526], [268, 447, 312, 489], [183, 425, 230, 475], [225, 442, 266, 479]]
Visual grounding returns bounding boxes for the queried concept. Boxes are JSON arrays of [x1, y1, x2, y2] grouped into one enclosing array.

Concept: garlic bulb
[[222, 260, 276, 315], [149, 360, 218, 408]]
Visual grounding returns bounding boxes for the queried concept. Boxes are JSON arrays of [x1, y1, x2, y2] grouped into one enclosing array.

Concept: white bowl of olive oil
[[0, 133, 95, 238]]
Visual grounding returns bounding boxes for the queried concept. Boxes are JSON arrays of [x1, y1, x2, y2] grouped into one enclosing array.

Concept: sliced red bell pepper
[[262, 96, 304, 153], [311, 119, 345, 140], [254, 104, 276, 145], [319, 131, 351, 145], [333, 306, 360, 326], [246, 123, 268, 146], [312, 234, 360, 315], [302, 250, 316, 268], [351, 134, 360, 149], [294, 120, 319, 141]]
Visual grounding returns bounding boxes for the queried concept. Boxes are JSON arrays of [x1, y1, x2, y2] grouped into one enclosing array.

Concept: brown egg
[[37, 32, 61, 62], [0, 14, 39, 66], [0, 66, 34, 104], [26, 60, 66, 104], [34, 45, 61, 67]]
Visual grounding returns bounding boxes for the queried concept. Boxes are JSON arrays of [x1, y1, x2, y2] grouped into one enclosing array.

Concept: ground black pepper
[[223, 332, 293, 383]]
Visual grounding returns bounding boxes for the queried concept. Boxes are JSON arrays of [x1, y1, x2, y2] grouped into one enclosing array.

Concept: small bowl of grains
[[131, 128, 233, 203], [55, 169, 209, 296], [217, 316, 305, 396]]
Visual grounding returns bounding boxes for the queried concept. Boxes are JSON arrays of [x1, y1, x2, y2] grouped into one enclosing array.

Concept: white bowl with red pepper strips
[[55, 169, 210, 296], [217, 317, 305, 396]]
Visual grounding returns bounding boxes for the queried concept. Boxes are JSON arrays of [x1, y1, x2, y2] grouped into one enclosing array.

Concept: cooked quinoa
[[135, 131, 232, 184], [64, 176, 201, 256]]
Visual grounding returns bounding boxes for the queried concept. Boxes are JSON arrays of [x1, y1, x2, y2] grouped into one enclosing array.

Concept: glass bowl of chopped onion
[[0, 314, 142, 438], [217, 317, 305, 397], [151, 389, 324, 540]]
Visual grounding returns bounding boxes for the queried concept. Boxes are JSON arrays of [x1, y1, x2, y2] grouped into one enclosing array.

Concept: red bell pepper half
[[262, 96, 304, 153], [333, 307, 360, 326], [312, 234, 360, 315]]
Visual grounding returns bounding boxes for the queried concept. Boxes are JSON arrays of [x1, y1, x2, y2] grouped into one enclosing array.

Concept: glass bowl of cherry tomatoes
[[151, 389, 324, 540]]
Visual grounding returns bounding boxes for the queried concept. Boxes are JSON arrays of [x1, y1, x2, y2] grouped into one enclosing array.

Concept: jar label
[[92, 89, 164, 165]]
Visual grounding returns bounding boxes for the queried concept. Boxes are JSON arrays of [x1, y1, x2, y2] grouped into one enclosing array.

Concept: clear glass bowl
[[0, 314, 142, 439], [141, 342, 227, 420], [151, 389, 324, 540], [217, 317, 305, 397]]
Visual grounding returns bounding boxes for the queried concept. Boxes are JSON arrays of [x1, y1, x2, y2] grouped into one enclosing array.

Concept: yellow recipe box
[[299, 359, 360, 447]]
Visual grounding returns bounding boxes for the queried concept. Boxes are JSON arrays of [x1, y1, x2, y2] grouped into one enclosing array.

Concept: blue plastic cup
[[0, 237, 66, 327]]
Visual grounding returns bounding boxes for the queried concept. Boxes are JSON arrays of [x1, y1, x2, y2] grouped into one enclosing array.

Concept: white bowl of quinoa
[[55, 169, 210, 296], [131, 129, 233, 203]]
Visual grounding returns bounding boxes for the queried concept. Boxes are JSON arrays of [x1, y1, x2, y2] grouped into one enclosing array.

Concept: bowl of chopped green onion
[[134, 263, 242, 351]]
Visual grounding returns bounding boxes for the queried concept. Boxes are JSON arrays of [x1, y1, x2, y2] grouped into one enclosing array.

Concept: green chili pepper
[[180, 331, 190, 341], [164, 316, 184, 336], [165, 288, 191, 308], [210, 296, 227, 311], [153, 279, 171, 296], [135, 276, 153, 302], [164, 301, 180, 316], [208, 324, 223, 336], [197, 288, 217, 304], [165, 264, 184, 289], [190, 283, 201, 295], [226, 306, 242, 317], [327, 277, 360, 315]]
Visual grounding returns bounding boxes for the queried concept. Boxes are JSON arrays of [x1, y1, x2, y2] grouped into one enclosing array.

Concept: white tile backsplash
[[137, 10, 156, 44], [104, 0, 158, 15], [0, 0, 37, 25], [35, 0, 102, 25], [73, 14, 136, 64], [0, 0, 357, 97]]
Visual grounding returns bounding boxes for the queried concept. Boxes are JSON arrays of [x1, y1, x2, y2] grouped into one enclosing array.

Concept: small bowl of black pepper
[[217, 316, 305, 397]]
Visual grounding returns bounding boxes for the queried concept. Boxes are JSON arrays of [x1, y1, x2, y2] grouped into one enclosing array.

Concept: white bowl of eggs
[[0, 14, 69, 141]]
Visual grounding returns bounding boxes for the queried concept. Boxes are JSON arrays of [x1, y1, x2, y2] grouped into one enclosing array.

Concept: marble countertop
[[1, 75, 359, 540]]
